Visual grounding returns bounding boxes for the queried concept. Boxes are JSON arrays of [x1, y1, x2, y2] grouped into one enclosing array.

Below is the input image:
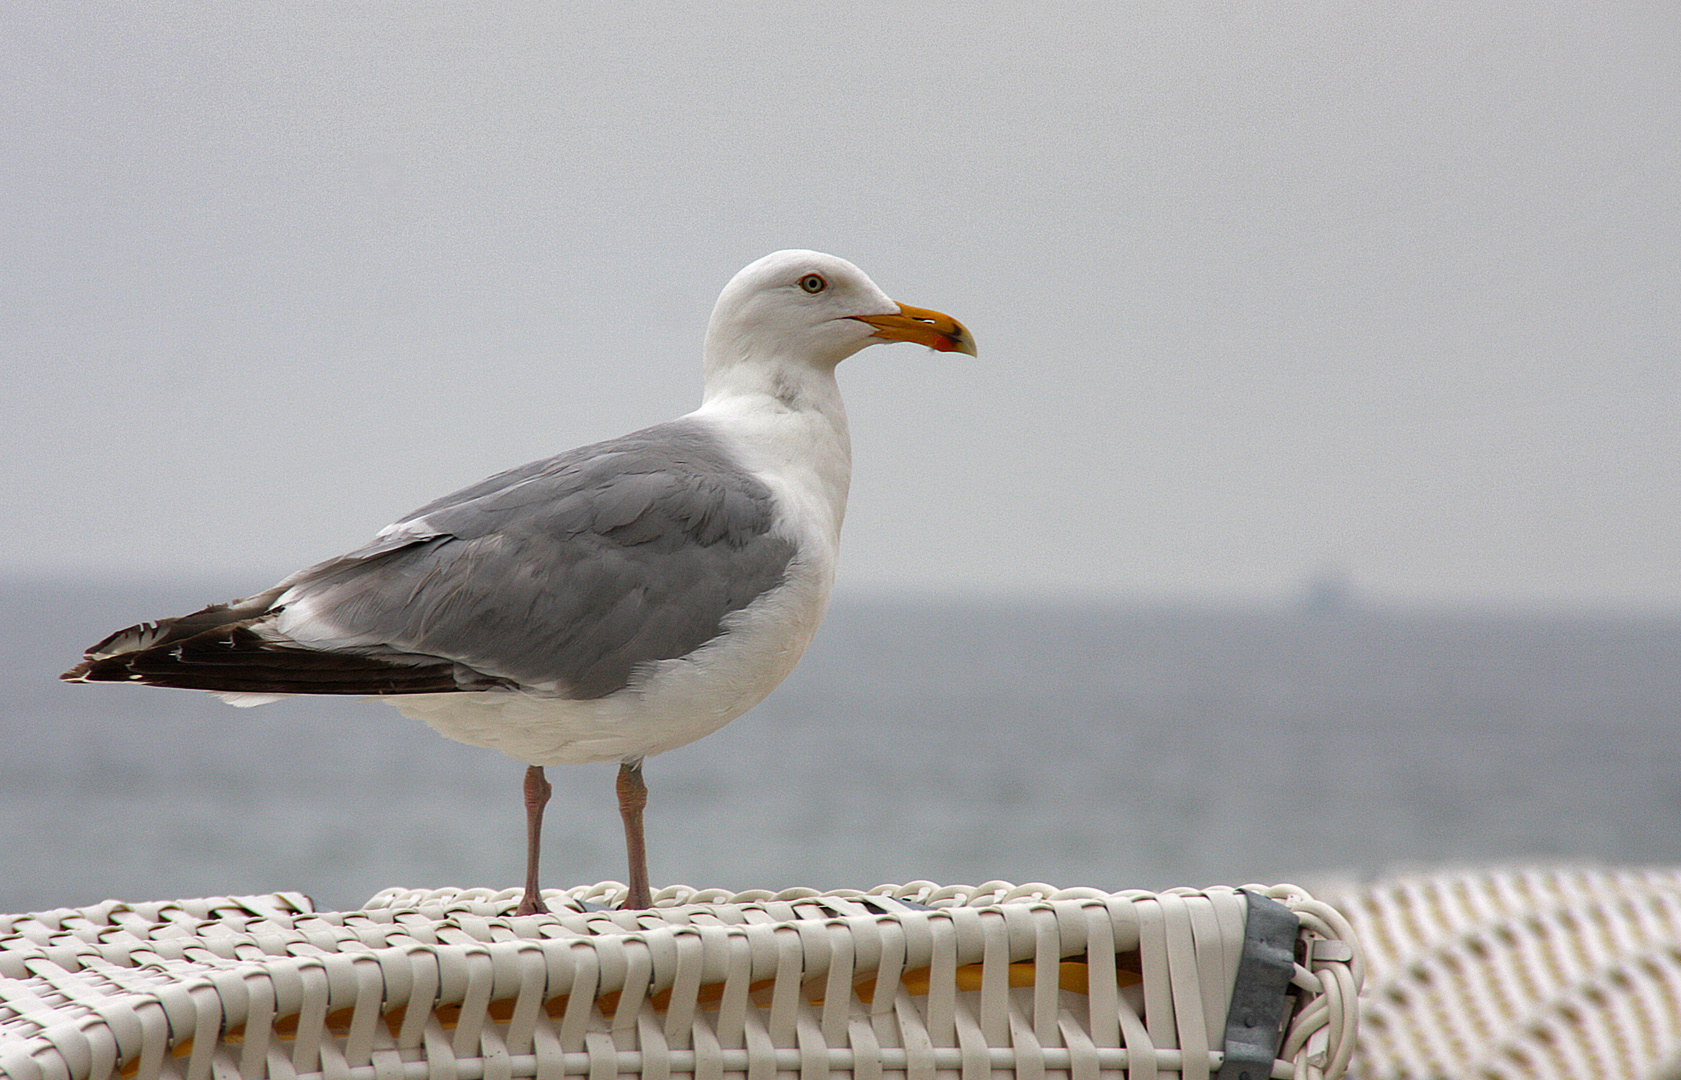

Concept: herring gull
[[62, 250, 976, 914]]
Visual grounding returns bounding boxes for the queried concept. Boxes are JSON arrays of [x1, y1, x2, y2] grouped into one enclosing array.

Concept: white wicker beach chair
[[1319, 865, 1681, 1080], [0, 881, 1361, 1080]]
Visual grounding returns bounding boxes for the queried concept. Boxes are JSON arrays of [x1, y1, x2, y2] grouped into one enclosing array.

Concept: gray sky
[[5, 1, 1677, 610]]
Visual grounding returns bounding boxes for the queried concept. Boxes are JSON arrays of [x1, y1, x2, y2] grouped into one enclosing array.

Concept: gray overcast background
[[5, 2, 1677, 610]]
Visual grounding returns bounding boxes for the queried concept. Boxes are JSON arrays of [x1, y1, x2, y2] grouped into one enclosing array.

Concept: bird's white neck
[[692, 358, 852, 547]]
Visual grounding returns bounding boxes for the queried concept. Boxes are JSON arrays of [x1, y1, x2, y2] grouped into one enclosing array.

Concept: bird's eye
[[798, 273, 827, 294]]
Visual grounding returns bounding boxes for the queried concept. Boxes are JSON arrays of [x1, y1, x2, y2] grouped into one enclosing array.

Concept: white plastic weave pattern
[[1317, 865, 1681, 1080], [0, 881, 1361, 1080]]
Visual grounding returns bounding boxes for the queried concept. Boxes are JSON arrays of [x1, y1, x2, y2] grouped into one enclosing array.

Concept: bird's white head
[[703, 251, 975, 389]]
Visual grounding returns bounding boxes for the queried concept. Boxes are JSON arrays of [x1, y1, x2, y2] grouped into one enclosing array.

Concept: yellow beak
[[851, 303, 977, 356]]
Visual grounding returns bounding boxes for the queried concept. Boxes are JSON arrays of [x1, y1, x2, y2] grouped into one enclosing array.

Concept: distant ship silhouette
[[1298, 565, 1358, 614]]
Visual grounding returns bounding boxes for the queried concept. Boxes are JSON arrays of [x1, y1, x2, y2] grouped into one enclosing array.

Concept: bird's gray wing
[[66, 420, 798, 699], [291, 419, 798, 697]]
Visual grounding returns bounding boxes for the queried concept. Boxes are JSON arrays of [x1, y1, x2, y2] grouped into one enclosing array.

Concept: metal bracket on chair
[[1216, 890, 1300, 1080]]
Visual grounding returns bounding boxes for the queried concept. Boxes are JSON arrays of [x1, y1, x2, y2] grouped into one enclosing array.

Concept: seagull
[[62, 250, 975, 914]]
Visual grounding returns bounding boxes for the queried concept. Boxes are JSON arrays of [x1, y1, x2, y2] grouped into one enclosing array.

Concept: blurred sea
[[4, 576, 1680, 915]]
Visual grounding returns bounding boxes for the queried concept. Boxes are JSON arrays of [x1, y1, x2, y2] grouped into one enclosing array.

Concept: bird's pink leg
[[617, 760, 653, 909], [516, 765, 552, 916]]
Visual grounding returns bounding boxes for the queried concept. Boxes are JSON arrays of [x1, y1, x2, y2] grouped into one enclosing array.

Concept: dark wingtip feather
[[61, 598, 494, 697]]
